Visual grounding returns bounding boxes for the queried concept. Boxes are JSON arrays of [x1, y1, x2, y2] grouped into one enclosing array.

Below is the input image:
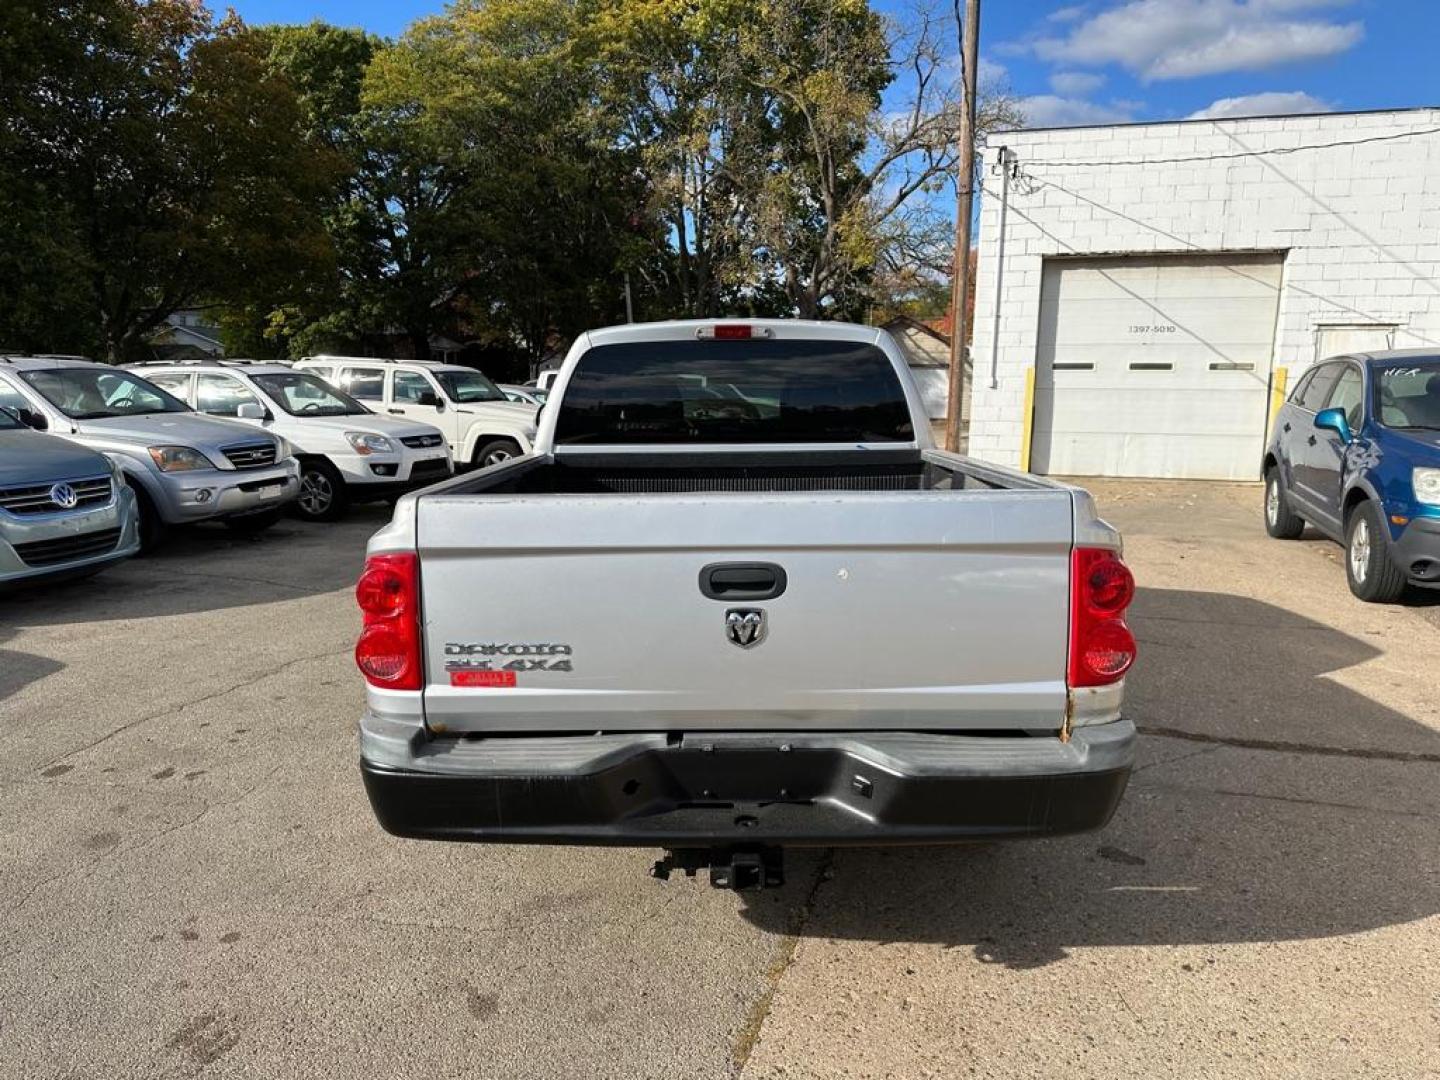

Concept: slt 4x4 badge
[[444, 641, 574, 685]]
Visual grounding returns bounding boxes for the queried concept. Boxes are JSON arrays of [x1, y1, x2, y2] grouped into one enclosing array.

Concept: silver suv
[[0, 406, 141, 586], [130, 360, 453, 521], [0, 356, 299, 547]]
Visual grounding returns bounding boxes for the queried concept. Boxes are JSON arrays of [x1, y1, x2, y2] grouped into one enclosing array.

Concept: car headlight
[[345, 432, 395, 456], [1414, 467, 1440, 506], [274, 436, 293, 462], [148, 445, 213, 472]]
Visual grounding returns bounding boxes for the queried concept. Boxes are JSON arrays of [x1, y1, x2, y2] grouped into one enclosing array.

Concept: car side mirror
[[1314, 407, 1353, 443], [415, 390, 441, 409], [19, 408, 47, 431], [236, 402, 267, 421]]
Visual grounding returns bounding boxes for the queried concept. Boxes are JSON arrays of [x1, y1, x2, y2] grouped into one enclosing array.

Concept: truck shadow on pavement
[[740, 588, 1440, 966], [0, 506, 389, 627]]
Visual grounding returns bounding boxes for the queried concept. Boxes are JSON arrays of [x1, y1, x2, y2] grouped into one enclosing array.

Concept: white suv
[[294, 356, 538, 468], [131, 361, 453, 521]]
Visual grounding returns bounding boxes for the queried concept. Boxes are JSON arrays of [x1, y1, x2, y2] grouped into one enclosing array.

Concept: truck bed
[[408, 449, 1079, 736], [445, 448, 1046, 495]]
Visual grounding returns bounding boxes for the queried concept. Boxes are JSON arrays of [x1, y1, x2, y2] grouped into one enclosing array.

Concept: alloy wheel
[[299, 470, 334, 516], [1350, 516, 1370, 583]]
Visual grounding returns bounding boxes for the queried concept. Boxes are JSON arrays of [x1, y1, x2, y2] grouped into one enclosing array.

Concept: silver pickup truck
[[355, 320, 1137, 888]]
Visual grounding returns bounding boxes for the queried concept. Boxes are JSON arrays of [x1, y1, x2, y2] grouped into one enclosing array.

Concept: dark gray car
[[0, 407, 141, 586]]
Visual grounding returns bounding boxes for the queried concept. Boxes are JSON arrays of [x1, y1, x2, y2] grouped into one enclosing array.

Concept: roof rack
[[301, 354, 449, 366], [130, 357, 282, 368]]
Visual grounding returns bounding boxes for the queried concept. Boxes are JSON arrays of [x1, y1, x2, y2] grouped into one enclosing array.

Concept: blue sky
[[228, 0, 1437, 128]]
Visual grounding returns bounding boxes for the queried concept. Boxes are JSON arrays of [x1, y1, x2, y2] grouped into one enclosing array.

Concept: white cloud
[[1016, 95, 1139, 128], [1050, 71, 1107, 95], [1028, 0, 1363, 82], [978, 57, 1009, 84], [1187, 90, 1331, 119], [1048, 4, 1091, 22]]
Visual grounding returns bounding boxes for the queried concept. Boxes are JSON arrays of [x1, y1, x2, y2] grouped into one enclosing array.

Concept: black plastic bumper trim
[[360, 743, 1131, 847]]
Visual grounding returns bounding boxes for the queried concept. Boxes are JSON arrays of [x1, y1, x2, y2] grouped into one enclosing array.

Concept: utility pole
[[944, 0, 980, 453]]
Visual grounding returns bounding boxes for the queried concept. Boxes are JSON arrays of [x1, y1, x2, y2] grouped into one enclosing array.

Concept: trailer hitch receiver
[[651, 846, 784, 890]]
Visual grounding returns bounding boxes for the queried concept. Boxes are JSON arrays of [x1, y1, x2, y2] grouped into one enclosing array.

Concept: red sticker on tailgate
[[449, 670, 518, 688]]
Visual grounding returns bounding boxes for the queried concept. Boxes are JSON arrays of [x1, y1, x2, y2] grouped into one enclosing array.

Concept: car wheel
[[1263, 468, 1305, 539], [125, 480, 167, 552], [472, 438, 522, 468], [295, 459, 349, 522], [1345, 501, 1407, 603], [224, 510, 282, 536]]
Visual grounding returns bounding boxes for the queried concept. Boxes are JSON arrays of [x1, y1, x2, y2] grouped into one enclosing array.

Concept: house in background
[[967, 106, 1440, 480], [881, 314, 972, 426], [149, 308, 224, 360]]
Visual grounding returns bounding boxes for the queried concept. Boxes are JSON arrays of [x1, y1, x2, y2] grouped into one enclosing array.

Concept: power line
[[1019, 124, 1440, 168]]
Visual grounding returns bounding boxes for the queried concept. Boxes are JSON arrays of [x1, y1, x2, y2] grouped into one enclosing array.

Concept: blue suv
[[1264, 349, 1440, 602]]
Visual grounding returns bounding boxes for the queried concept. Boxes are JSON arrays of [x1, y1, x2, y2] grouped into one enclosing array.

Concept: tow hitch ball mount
[[651, 846, 785, 890]]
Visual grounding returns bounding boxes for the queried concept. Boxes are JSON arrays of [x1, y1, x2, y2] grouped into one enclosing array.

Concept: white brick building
[[966, 107, 1440, 479]]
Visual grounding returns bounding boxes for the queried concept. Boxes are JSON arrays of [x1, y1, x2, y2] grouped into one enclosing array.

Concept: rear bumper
[[360, 721, 1135, 846]]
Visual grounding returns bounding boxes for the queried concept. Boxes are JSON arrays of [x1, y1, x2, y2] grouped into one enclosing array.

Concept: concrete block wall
[[966, 107, 1440, 468]]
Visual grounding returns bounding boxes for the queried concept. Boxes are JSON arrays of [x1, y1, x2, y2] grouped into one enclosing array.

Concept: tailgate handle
[[699, 562, 787, 601]]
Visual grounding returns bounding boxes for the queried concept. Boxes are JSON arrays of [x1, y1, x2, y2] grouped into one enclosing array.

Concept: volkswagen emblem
[[725, 608, 766, 649], [49, 482, 79, 510]]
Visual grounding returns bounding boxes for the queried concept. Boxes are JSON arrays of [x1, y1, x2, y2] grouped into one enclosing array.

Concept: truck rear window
[[554, 339, 914, 445]]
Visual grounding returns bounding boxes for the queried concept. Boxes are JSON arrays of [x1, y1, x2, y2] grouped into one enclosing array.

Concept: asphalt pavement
[[1, 480, 1436, 1079]]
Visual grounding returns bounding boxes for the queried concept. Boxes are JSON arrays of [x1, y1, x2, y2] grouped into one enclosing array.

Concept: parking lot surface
[[2, 481, 1437, 1079]]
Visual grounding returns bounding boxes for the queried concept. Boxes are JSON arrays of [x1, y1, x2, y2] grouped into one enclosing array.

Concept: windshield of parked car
[[252, 372, 369, 417], [20, 368, 189, 419], [1375, 359, 1440, 430], [434, 369, 505, 403]]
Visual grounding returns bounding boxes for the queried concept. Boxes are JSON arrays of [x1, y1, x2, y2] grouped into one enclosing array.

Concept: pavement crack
[[145, 565, 325, 595], [731, 850, 834, 1076], [1, 767, 281, 919], [1137, 724, 1440, 764], [36, 646, 349, 771], [1136, 780, 1439, 821]]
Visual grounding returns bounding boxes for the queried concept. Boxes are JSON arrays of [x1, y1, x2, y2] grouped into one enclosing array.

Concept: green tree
[[228, 22, 382, 358], [342, 0, 653, 360], [0, 0, 334, 362]]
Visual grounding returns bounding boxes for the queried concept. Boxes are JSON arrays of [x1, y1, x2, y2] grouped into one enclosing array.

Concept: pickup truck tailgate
[[416, 488, 1074, 732]]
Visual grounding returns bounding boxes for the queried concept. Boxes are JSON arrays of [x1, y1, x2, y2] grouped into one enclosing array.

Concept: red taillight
[[1069, 548, 1136, 687], [355, 552, 420, 690], [712, 324, 752, 340]]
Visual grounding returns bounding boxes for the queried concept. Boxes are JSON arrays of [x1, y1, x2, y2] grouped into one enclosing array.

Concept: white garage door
[[1032, 253, 1283, 480]]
